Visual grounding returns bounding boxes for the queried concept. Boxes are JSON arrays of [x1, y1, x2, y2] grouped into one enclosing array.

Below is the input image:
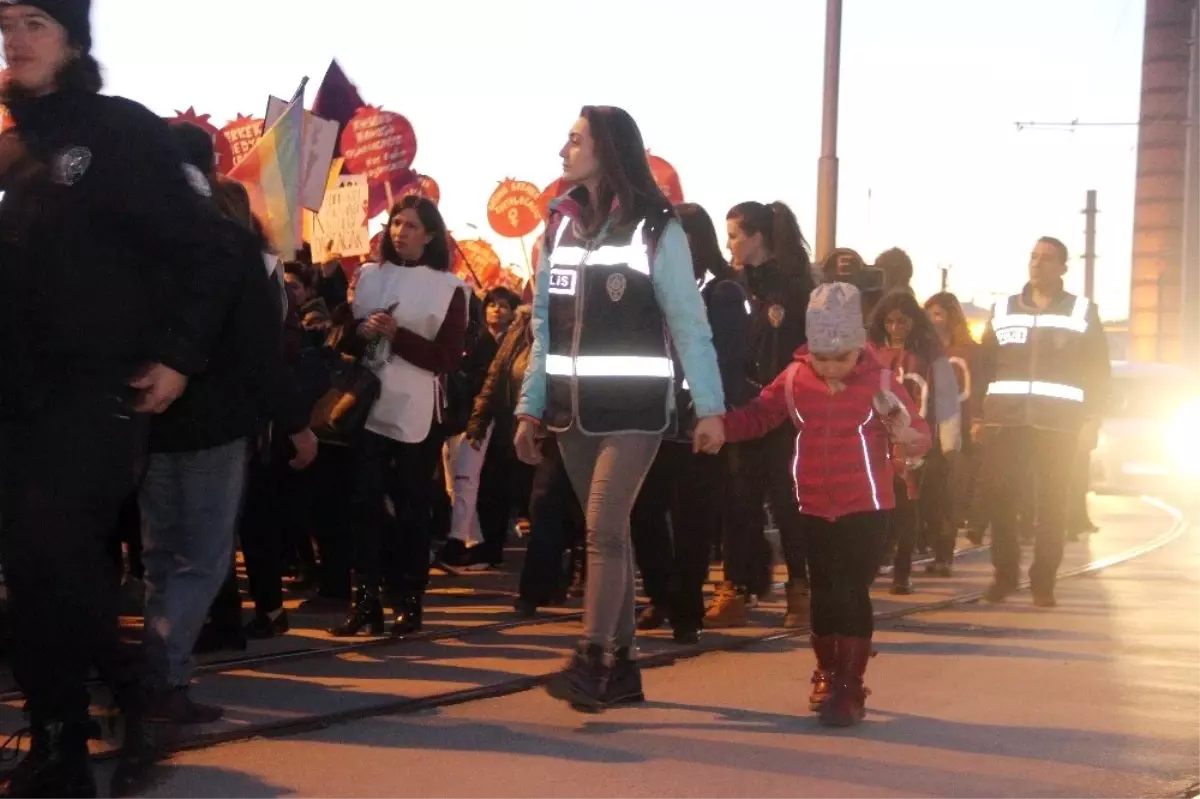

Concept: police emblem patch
[[182, 163, 212, 198], [767, 304, 786, 328], [51, 146, 92, 186], [606, 273, 627, 302]]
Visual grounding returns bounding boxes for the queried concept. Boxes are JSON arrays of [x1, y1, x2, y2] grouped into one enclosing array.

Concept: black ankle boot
[[2, 718, 97, 798], [109, 707, 168, 799], [391, 595, 423, 636], [606, 647, 645, 705], [329, 584, 384, 637], [546, 644, 610, 713]]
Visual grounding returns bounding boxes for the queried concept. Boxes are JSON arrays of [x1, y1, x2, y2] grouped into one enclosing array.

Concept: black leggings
[[807, 511, 885, 638]]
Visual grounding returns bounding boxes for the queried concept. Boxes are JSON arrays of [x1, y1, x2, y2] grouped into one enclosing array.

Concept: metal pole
[[814, 0, 843, 264], [940, 265, 949, 292], [1181, 0, 1200, 373], [1083, 190, 1098, 301]]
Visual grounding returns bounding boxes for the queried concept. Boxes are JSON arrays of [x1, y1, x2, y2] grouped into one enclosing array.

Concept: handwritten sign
[[220, 115, 264, 173], [340, 106, 418, 185], [310, 174, 370, 264]]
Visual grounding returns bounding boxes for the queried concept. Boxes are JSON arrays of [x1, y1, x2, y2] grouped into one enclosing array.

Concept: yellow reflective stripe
[[987, 380, 1084, 402]]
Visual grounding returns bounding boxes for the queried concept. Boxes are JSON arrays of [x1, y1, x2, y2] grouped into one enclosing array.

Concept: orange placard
[[487, 179, 542, 238], [417, 175, 440, 204], [340, 106, 418, 185], [454, 237, 503, 289], [647, 153, 683, 204], [219, 114, 264, 175]]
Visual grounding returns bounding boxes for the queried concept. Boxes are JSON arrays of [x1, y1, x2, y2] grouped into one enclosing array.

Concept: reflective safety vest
[[983, 290, 1095, 431], [543, 210, 675, 435]]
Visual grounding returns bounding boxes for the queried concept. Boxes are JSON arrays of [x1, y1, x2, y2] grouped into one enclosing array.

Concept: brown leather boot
[[819, 636, 873, 728], [809, 634, 837, 711], [784, 580, 811, 628]]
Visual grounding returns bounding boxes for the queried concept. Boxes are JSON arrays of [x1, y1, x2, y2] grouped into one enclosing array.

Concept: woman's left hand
[[693, 415, 726, 454], [365, 312, 397, 339]]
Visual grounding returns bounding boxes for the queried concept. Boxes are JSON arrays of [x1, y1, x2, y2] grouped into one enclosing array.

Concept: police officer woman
[[515, 106, 725, 712], [0, 1, 242, 794]]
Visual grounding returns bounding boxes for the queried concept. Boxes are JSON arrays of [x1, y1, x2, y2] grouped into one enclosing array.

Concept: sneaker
[[924, 561, 953, 578], [1032, 590, 1058, 608], [983, 581, 1015, 604], [890, 578, 914, 596], [636, 604, 669, 631], [703, 582, 748, 628], [672, 626, 700, 645], [244, 609, 289, 640], [148, 687, 223, 725]]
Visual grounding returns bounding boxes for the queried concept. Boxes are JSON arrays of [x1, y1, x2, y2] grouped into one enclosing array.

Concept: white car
[[1091, 361, 1200, 494]]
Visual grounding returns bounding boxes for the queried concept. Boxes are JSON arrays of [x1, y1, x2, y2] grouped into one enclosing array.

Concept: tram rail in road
[[0, 494, 1187, 772]]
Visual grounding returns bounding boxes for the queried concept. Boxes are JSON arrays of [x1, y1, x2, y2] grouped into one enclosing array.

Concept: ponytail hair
[[727, 200, 814, 293]]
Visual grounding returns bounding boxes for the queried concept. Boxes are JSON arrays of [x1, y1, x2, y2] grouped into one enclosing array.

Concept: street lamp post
[[814, 0, 843, 264]]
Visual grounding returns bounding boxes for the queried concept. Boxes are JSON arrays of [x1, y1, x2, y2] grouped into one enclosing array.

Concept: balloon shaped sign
[[487, 179, 542, 238]]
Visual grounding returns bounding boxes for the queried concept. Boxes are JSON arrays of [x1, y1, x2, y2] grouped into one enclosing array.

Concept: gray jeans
[[558, 429, 660, 651], [140, 438, 248, 689]]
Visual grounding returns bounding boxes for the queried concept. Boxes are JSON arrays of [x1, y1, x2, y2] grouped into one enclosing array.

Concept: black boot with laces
[[1, 717, 98, 799]]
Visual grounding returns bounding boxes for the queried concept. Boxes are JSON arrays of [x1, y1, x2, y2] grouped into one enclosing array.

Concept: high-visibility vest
[[543, 209, 675, 435], [983, 290, 1095, 431]]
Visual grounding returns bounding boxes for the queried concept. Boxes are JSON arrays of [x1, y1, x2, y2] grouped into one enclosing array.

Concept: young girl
[[868, 290, 953, 586], [720, 283, 930, 727]]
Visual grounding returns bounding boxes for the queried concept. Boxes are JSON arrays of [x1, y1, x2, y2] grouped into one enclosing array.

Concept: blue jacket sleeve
[[653, 221, 725, 418], [515, 245, 551, 419]]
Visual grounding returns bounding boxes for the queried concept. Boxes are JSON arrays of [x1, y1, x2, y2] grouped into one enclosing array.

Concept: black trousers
[[807, 511, 884, 638], [920, 454, 956, 564], [888, 475, 919, 580], [630, 442, 724, 631], [1066, 449, 1093, 533], [982, 426, 1076, 592], [518, 439, 585, 605], [0, 397, 148, 723], [108, 492, 145, 581], [724, 426, 808, 593], [350, 429, 444, 598], [475, 444, 527, 566]]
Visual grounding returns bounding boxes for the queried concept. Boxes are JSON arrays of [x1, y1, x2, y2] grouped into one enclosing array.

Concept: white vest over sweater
[[352, 262, 467, 443]]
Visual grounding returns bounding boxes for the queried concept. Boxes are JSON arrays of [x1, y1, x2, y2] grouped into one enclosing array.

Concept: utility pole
[[1182, 0, 1200, 373], [1083, 190, 1098, 300], [940, 264, 950, 292], [814, 0, 842, 264]]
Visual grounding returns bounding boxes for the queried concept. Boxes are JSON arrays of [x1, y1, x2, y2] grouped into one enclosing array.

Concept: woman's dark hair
[[380, 195, 450, 271], [676, 203, 731, 283], [483, 286, 521, 311], [577, 105, 673, 230], [727, 201, 814, 292], [284, 261, 317, 290], [170, 122, 216, 180], [212, 177, 271, 253], [867, 289, 941, 356], [924, 291, 974, 347], [875, 247, 914, 291], [0, 53, 102, 105]]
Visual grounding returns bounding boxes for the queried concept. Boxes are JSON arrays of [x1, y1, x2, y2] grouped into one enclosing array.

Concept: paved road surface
[[115, 495, 1196, 798]]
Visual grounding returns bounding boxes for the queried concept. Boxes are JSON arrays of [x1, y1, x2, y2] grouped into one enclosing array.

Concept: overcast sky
[[90, 0, 1144, 318]]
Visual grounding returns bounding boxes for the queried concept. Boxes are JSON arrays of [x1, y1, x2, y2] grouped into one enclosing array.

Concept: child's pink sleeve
[[724, 369, 794, 443]]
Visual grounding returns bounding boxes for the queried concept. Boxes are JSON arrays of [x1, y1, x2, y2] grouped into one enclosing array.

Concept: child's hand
[[693, 416, 726, 454]]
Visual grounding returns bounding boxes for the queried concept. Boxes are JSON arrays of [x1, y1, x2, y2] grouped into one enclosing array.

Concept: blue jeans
[[140, 439, 248, 690]]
